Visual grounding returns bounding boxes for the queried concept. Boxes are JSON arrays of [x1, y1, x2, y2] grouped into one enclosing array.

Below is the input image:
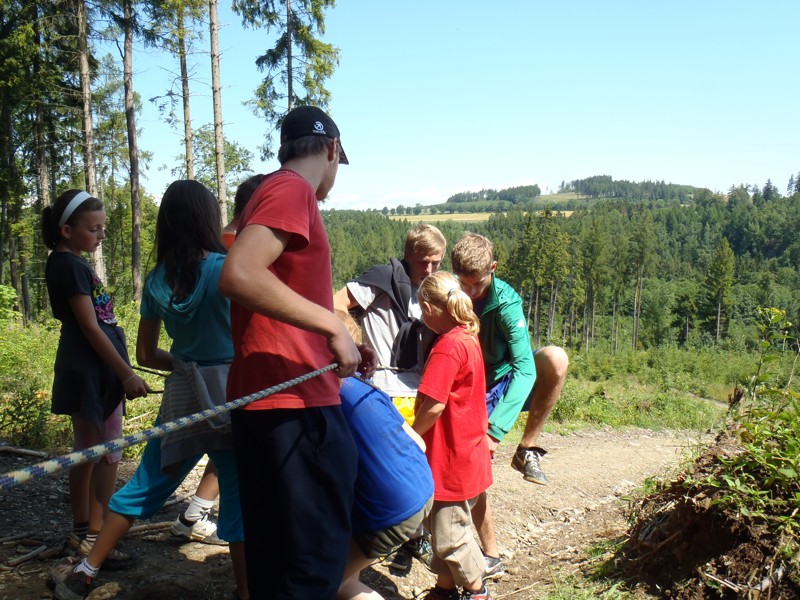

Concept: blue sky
[[128, 1, 800, 209]]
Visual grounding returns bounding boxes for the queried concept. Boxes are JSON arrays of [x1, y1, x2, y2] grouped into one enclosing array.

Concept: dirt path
[[0, 428, 706, 599]]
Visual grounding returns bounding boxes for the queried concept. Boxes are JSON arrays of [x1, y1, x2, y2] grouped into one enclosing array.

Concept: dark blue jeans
[[231, 406, 357, 600]]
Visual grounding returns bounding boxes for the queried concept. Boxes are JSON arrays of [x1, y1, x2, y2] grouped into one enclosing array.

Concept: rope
[[0, 363, 338, 491]]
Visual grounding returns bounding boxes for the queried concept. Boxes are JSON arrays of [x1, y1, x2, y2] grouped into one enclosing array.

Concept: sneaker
[[406, 532, 434, 572], [50, 558, 95, 600], [387, 546, 412, 576], [461, 585, 493, 600], [483, 554, 505, 580], [77, 538, 135, 571], [511, 446, 549, 485], [170, 513, 228, 546], [423, 585, 460, 600], [62, 534, 83, 556]]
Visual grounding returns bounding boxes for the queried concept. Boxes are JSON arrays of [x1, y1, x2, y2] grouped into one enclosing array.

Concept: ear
[[489, 261, 497, 274], [328, 139, 338, 163], [60, 224, 72, 239]]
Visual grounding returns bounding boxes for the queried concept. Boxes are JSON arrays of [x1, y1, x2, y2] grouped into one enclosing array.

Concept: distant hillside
[[445, 184, 541, 204], [383, 176, 712, 216], [560, 175, 708, 202]]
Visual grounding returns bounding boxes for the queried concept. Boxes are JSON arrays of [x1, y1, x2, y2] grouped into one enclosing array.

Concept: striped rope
[[0, 363, 338, 491]]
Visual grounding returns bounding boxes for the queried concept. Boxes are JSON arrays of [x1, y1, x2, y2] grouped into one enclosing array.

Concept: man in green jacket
[[451, 233, 569, 578]]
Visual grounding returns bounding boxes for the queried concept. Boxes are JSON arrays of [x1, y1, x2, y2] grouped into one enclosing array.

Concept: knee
[[535, 346, 569, 382]]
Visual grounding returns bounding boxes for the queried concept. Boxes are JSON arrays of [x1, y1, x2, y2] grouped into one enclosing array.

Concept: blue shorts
[[485, 374, 512, 417], [108, 436, 243, 542], [486, 348, 541, 415]]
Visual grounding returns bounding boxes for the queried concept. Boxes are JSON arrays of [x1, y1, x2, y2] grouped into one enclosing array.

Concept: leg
[[337, 541, 382, 600], [428, 499, 485, 593], [172, 459, 224, 544], [519, 346, 568, 448], [85, 512, 134, 569], [210, 450, 247, 599], [192, 459, 219, 502], [68, 461, 93, 527], [232, 407, 357, 600], [88, 459, 118, 532], [229, 542, 248, 600], [471, 491, 497, 557]]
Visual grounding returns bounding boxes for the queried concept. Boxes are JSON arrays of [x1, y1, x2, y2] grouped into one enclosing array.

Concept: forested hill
[[445, 184, 542, 204], [560, 175, 712, 202], [411, 177, 711, 216], [324, 178, 800, 354]]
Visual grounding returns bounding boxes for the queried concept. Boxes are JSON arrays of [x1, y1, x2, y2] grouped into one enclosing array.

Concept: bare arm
[[219, 223, 360, 378], [68, 295, 149, 398], [412, 392, 446, 437], [402, 420, 426, 452], [136, 317, 174, 372], [333, 284, 358, 312]]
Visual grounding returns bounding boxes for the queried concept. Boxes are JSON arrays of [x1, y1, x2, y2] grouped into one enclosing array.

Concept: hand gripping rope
[[0, 363, 338, 491]]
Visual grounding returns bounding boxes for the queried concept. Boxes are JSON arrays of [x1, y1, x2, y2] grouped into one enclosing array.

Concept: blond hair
[[418, 271, 479, 336], [451, 233, 493, 276], [404, 223, 446, 259], [335, 309, 363, 344]]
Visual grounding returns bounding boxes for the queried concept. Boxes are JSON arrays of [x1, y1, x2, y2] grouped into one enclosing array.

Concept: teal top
[[477, 276, 537, 441], [140, 253, 233, 365]]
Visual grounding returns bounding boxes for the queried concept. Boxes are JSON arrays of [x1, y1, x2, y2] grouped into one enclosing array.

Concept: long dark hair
[[153, 180, 227, 301], [41, 190, 104, 250]]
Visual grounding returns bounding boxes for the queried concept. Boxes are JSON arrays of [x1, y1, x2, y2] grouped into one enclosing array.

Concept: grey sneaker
[[50, 558, 95, 600], [511, 446, 549, 485], [483, 553, 505, 580], [171, 513, 228, 546]]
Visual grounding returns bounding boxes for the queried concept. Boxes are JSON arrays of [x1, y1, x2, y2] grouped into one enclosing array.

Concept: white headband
[[58, 191, 93, 227]]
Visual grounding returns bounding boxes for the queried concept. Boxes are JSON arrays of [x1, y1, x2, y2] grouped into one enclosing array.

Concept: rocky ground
[[0, 428, 705, 599]]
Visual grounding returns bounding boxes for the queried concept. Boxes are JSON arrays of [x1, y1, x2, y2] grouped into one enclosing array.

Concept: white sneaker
[[170, 514, 228, 546]]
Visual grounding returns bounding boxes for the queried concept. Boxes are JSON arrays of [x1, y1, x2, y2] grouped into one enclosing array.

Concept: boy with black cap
[[220, 105, 375, 599]]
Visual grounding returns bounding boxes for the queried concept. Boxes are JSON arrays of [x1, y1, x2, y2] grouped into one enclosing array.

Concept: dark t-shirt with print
[[46, 251, 117, 328], [45, 251, 127, 425]]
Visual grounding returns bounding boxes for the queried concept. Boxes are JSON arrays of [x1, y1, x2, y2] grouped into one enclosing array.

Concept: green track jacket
[[478, 276, 537, 442]]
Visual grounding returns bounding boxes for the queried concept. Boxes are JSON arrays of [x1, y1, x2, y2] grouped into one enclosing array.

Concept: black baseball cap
[[280, 105, 349, 165]]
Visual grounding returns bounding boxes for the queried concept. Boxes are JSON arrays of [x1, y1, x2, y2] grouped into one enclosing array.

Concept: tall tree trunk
[[632, 267, 643, 350], [208, 0, 226, 223], [178, 8, 194, 179], [0, 90, 8, 284], [0, 88, 29, 320], [611, 298, 618, 355], [685, 311, 690, 346], [35, 94, 50, 315], [716, 293, 722, 344], [548, 282, 558, 343], [122, 0, 142, 300], [286, 0, 292, 109], [533, 285, 541, 347], [525, 285, 533, 328], [77, 0, 105, 281]]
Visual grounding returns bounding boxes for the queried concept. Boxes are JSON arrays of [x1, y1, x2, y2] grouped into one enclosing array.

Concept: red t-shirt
[[417, 325, 492, 501], [227, 170, 340, 410]]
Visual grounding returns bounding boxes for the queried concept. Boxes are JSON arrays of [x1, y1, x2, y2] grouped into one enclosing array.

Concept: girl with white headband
[[41, 190, 149, 566]]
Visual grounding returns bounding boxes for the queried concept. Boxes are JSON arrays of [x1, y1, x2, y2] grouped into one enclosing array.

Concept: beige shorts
[[425, 495, 485, 587]]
